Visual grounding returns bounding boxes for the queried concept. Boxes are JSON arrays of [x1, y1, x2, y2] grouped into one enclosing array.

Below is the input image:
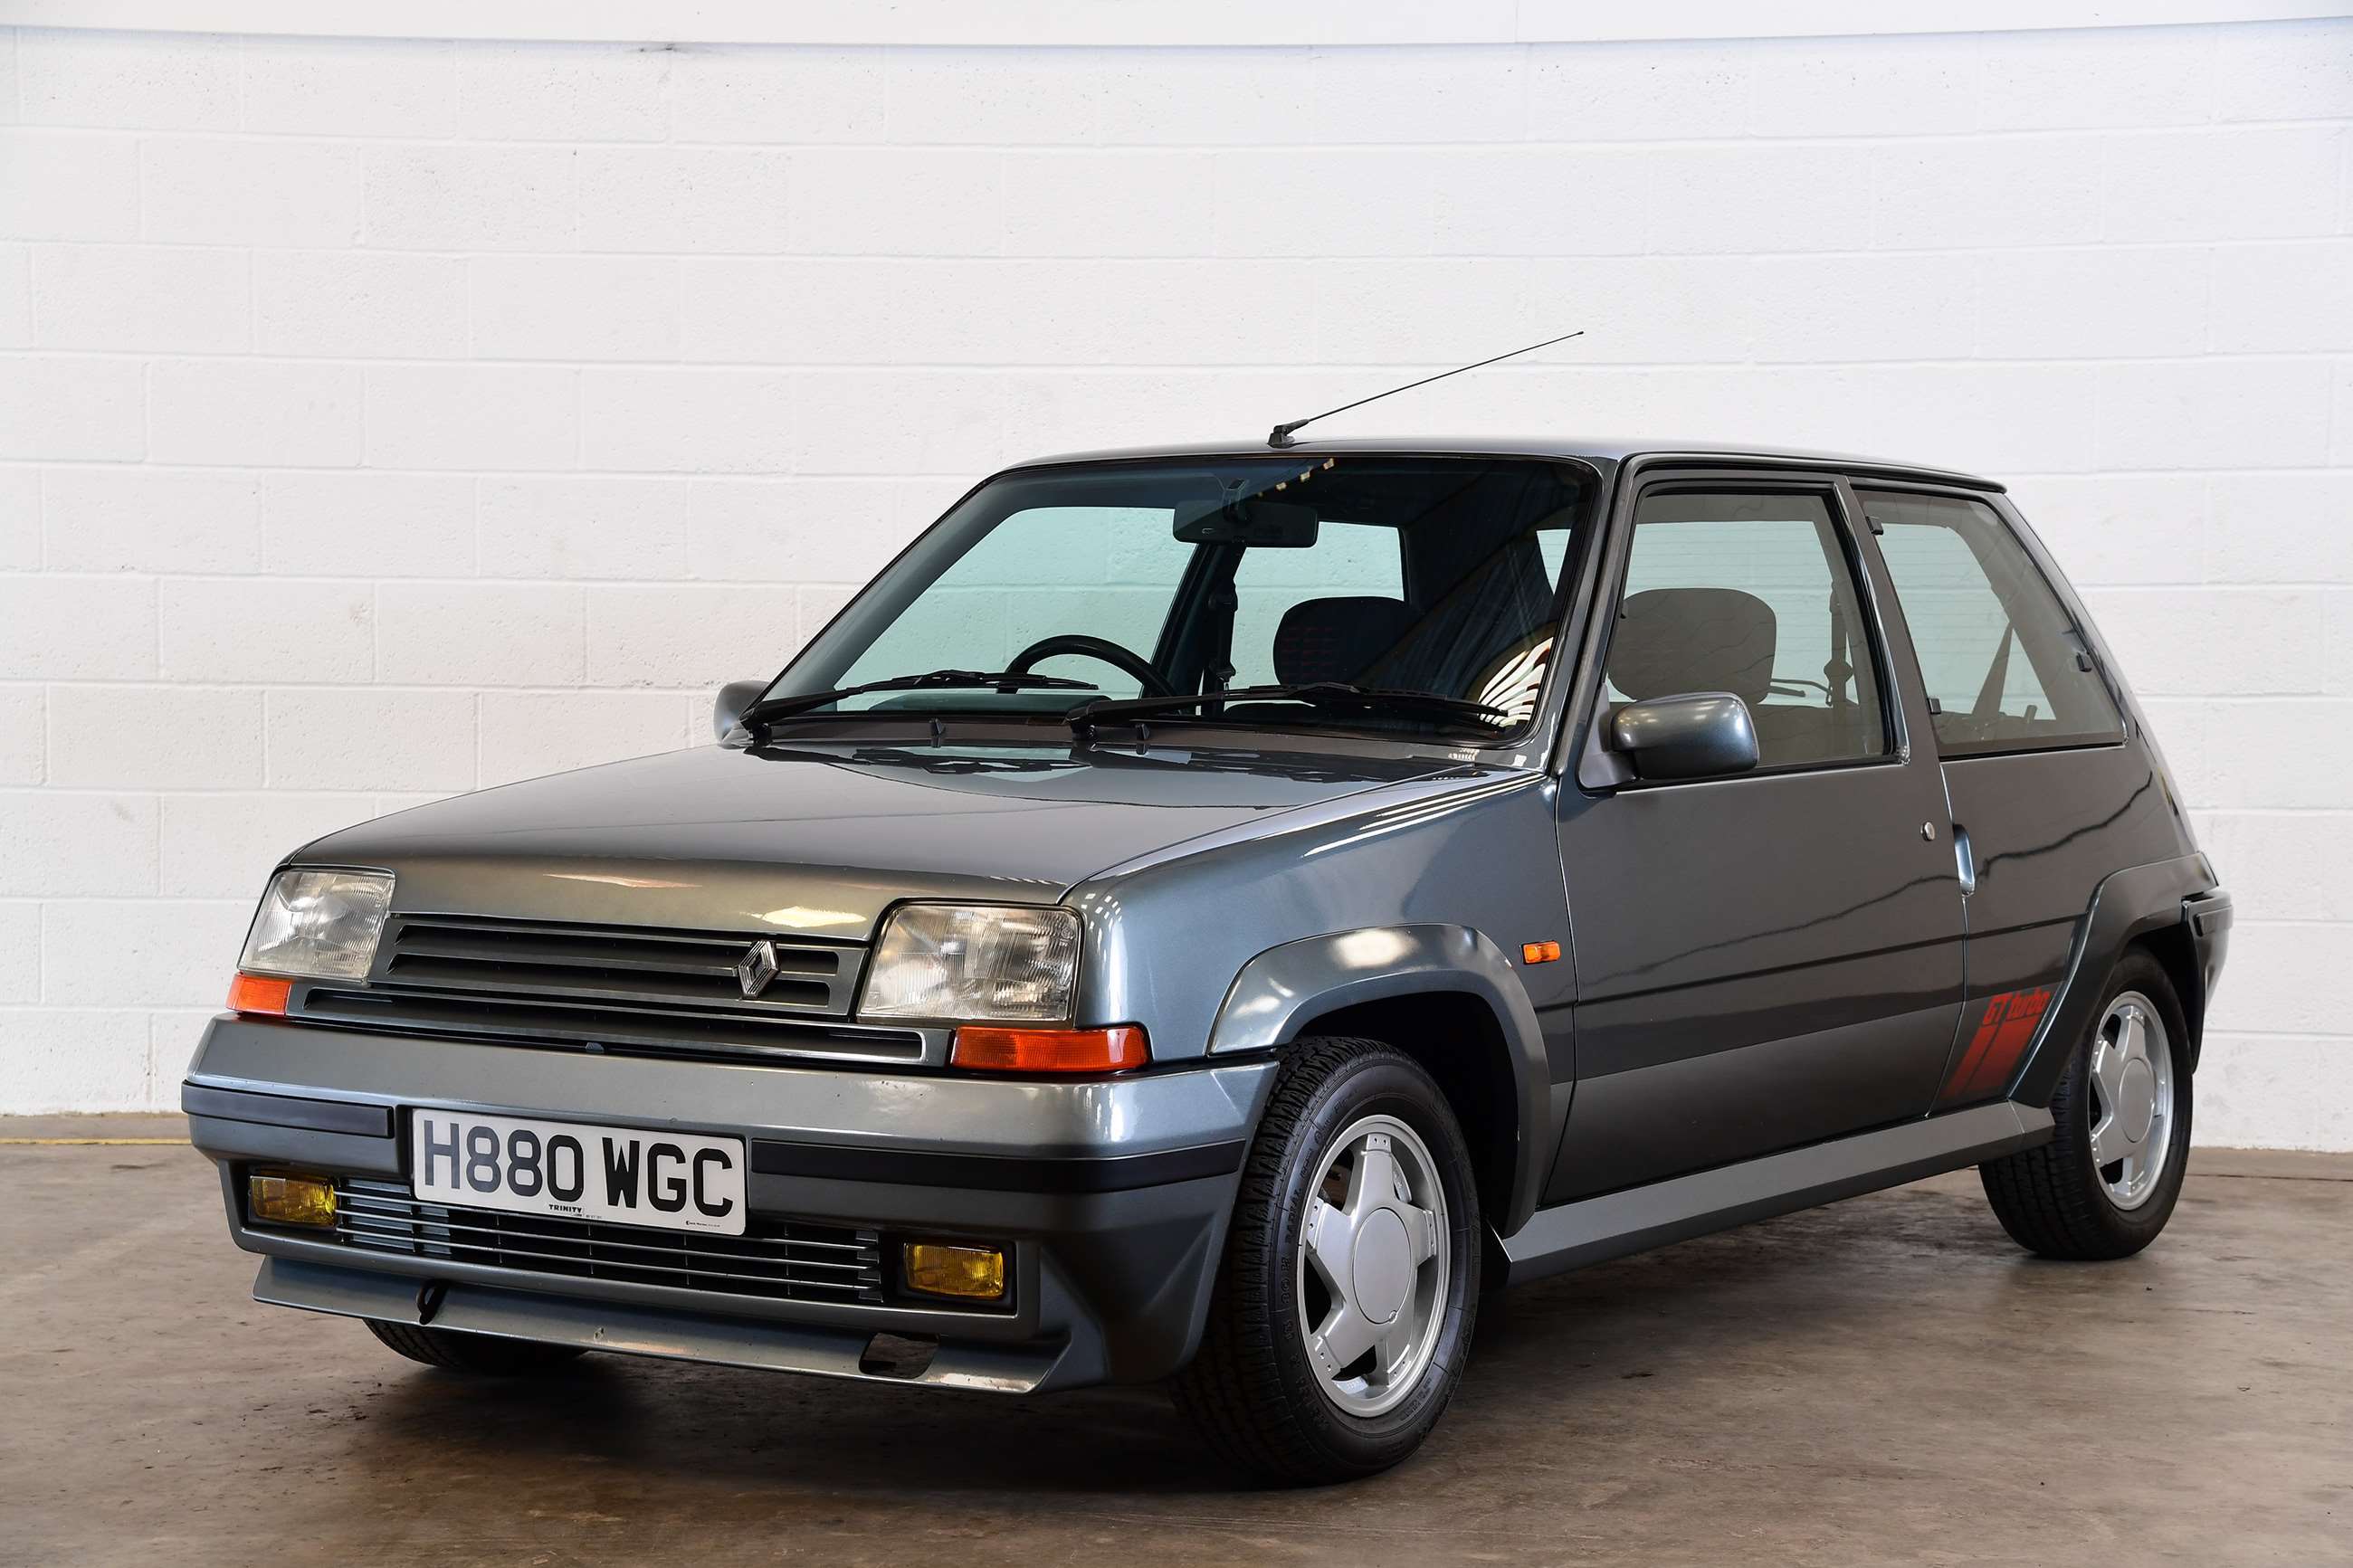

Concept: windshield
[[767, 455, 1593, 742]]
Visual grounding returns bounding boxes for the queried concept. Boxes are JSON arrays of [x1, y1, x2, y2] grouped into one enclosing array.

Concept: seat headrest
[[1606, 588, 1777, 708], [1272, 596, 1415, 687]]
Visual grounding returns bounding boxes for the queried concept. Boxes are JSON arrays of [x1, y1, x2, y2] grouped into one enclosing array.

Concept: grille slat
[[379, 955, 834, 1010], [395, 921, 838, 976], [323, 1178, 885, 1305], [340, 1230, 880, 1296], [334, 1189, 876, 1251], [299, 986, 924, 1064], [334, 1206, 876, 1269]]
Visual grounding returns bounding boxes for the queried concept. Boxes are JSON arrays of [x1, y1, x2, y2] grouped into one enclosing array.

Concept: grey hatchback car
[[189, 439, 2231, 1483]]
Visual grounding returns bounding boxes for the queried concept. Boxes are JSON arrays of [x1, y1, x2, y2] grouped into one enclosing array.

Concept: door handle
[[1952, 824, 1977, 896]]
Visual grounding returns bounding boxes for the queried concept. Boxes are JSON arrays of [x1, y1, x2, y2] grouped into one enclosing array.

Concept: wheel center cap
[[2119, 1059, 2157, 1145], [1352, 1209, 1413, 1326]]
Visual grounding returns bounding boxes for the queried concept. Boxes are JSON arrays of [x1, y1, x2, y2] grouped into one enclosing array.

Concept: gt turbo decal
[[1939, 987, 2053, 1107]]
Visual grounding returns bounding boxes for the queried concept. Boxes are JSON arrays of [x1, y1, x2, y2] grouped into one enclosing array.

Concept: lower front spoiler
[[186, 1019, 1279, 1392], [257, 1257, 1070, 1392]]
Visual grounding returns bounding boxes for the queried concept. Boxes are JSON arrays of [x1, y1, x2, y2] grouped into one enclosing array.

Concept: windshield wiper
[[1068, 682, 1508, 736], [737, 669, 1096, 735]]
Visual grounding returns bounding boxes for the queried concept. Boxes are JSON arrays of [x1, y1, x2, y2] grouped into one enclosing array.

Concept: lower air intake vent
[[323, 1178, 885, 1305]]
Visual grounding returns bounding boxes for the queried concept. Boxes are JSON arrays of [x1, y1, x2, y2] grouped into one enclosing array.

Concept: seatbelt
[[1204, 581, 1238, 696], [1824, 589, 1853, 712]]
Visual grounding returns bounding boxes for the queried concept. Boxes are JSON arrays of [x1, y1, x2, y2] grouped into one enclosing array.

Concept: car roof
[[1005, 436, 2005, 492]]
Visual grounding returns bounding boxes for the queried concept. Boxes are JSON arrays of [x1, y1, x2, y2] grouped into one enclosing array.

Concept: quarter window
[[1861, 489, 2122, 756], [1607, 490, 1888, 769]]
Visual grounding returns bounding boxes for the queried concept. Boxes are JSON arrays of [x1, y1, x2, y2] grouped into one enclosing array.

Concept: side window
[[1861, 489, 2122, 756], [1227, 521, 1405, 689], [1608, 490, 1888, 769], [1535, 527, 1572, 586]]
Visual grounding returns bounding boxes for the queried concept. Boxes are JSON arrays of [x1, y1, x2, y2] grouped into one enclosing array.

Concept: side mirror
[[712, 679, 768, 741], [1611, 692, 1759, 783]]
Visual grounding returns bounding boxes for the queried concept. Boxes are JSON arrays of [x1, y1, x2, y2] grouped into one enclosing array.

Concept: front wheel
[[1979, 951, 2193, 1260], [1174, 1037, 1481, 1485]]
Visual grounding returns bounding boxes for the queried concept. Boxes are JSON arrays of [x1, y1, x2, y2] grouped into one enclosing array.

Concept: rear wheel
[[365, 1319, 587, 1375], [1174, 1036, 1481, 1485], [1979, 951, 2192, 1260]]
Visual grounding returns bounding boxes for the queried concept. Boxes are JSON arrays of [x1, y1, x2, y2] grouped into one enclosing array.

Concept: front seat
[[1605, 587, 1866, 767], [1271, 596, 1417, 686], [1607, 586, 1777, 712]]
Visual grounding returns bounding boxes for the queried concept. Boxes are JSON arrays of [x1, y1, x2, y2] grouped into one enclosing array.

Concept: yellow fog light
[[249, 1172, 337, 1227], [902, 1241, 1005, 1301]]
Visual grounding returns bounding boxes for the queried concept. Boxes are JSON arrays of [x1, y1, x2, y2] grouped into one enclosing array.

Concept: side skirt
[[1500, 1100, 2053, 1286]]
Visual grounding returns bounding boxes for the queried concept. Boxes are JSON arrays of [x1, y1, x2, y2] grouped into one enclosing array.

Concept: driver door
[[1547, 473, 1967, 1201]]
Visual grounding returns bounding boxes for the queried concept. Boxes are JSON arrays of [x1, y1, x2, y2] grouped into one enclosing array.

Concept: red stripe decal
[[1939, 987, 2053, 1106], [1940, 993, 2010, 1103], [1971, 987, 2051, 1096]]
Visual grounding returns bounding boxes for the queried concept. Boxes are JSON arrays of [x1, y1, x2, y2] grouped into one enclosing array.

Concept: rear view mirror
[[1173, 498, 1319, 547], [1612, 692, 1759, 783], [712, 678, 768, 740]]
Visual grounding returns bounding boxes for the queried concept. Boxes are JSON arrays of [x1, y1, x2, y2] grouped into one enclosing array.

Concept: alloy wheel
[[2089, 990, 2175, 1211], [1293, 1113, 1451, 1418]]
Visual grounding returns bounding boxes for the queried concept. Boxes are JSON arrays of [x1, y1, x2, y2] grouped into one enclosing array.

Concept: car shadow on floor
[[356, 1353, 1233, 1495]]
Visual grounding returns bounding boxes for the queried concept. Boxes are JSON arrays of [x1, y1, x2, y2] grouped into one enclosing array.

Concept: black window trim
[[1853, 480, 2129, 763], [1569, 468, 1909, 794]]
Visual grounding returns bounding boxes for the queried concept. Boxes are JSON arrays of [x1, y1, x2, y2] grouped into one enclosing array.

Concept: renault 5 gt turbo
[[187, 437, 2229, 1484]]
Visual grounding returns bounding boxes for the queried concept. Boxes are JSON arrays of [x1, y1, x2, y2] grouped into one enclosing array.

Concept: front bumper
[[186, 1015, 1275, 1392]]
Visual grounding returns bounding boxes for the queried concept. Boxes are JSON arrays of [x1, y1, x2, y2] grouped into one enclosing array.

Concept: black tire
[[1174, 1036, 1481, 1486], [1979, 950, 2193, 1260], [364, 1318, 588, 1375]]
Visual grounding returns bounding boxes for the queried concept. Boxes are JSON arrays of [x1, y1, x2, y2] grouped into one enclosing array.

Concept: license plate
[[408, 1110, 747, 1236]]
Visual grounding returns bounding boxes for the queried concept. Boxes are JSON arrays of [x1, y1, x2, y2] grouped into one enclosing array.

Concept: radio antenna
[[1266, 329, 1586, 449]]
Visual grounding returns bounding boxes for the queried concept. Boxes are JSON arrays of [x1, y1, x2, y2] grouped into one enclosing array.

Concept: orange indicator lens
[[950, 1025, 1149, 1073], [227, 973, 294, 1014]]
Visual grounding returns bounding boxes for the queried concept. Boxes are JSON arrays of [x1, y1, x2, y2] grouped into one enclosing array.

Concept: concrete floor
[[2, 1118, 2347, 1567]]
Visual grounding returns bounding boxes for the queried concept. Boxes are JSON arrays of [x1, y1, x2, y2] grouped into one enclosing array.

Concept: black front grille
[[376, 915, 862, 1016], [292, 913, 913, 1065], [326, 1178, 885, 1305]]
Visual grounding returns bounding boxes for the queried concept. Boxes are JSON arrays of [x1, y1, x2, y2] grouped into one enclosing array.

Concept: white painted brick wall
[[0, 19, 2348, 1145]]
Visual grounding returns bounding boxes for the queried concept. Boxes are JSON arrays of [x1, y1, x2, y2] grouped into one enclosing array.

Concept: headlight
[[860, 904, 1081, 1023], [239, 869, 394, 981]]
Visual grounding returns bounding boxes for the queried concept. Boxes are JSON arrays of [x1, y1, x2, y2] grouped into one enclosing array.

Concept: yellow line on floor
[[0, 1137, 191, 1145]]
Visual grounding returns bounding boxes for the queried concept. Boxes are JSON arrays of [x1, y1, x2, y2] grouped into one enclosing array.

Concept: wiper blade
[[1068, 682, 1508, 736], [738, 669, 1095, 732]]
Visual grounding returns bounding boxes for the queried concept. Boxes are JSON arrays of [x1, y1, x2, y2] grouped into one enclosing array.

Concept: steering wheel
[[1005, 634, 1177, 698]]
